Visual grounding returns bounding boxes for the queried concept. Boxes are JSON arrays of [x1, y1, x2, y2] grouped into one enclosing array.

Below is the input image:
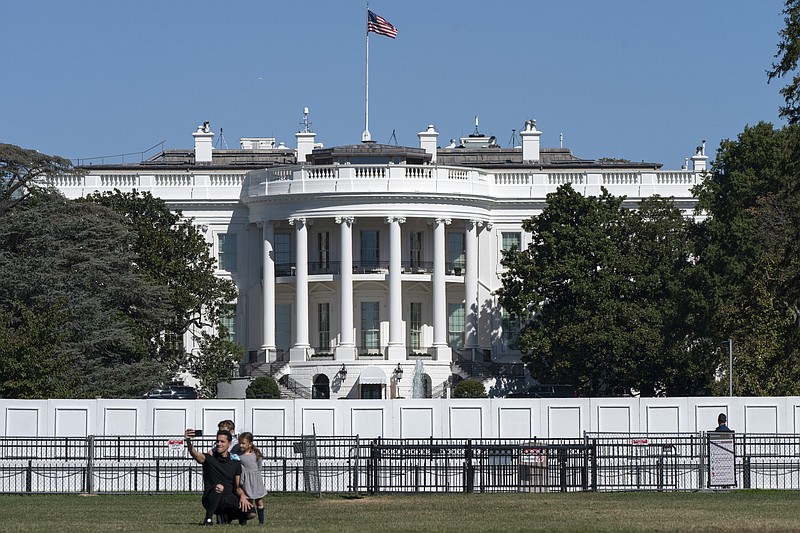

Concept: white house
[[56, 115, 708, 400]]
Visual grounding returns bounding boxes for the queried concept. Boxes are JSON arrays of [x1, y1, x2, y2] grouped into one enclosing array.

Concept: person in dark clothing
[[715, 413, 732, 432], [185, 428, 256, 526]]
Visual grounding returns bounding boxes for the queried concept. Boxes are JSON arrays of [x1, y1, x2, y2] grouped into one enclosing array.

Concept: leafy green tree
[[769, 0, 800, 123], [81, 190, 239, 395], [0, 191, 174, 397], [693, 123, 800, 395], [453, 379, 487, 398], [0, 301, 71, 398], [0, 143, 82, 216], [246, 376, 281, 399], [499, 185, 707, 396]]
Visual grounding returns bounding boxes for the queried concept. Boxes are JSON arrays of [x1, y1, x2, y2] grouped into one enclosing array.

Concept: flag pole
[[363, 3, 371, 142]]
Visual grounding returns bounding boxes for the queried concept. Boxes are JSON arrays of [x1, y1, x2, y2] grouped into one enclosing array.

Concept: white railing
[[154, 174, 191, 187], [62, 165, 701, 203], [100, 174, 137, 188], [549, 172, 585, 186], [209, 174, 244, 187], [602, 172, 640, 185]]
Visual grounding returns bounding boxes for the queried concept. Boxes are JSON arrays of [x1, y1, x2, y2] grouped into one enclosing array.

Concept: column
[[259, 221, 276, 357], [464, 220, 479, 355], [432, 217, 451, 359], [336, 216, 356, 360], [289, 217, 309, 361], [387, 216, 406, 360]]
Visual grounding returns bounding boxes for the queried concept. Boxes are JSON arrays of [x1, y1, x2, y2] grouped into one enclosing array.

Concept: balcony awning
[[359, 366, 387, 385]]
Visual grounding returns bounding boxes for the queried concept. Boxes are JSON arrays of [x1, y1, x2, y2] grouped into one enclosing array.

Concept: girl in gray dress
[[237, 432, 267, 525]]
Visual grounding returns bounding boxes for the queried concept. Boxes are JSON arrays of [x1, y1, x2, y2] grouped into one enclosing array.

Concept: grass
[[1, 491, 799, 532]]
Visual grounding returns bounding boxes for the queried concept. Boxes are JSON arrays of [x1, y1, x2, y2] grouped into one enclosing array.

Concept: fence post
[[352, 436, 360, 494], [558, 447, 567, 492], [465, 440, 474, 493], [86, 435, 95, 494], [26, 459, 32, 493], [743, 456, 751, 489], [155, 459, 160, 492], [591, 438, 597, 491], [370, 439, 380, 494], [698, 432, 706, 489]]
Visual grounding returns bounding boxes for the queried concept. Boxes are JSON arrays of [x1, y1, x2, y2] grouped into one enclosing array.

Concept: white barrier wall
[[2, 397, 800, 438]]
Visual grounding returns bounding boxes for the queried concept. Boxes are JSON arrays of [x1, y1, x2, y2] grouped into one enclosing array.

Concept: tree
[[81, 190, 239, 395], [768, 0, 800, 123], [0, 191, 175, 397], [0, 143, 82, 216], [0, 301, 71, 398], [499, 185, 708, 396], [693, 123, 800, 395], [453, 379, 487, 398], [246, 376, 281, 399]]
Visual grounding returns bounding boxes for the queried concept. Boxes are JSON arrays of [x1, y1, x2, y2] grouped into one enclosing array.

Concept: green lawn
[[1, 491, 799, 532]]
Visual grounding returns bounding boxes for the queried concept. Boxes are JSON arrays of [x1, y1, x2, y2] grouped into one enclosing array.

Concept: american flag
[[367, 10, 398, 39]]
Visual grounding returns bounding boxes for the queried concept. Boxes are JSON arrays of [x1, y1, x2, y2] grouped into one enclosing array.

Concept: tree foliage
[[246, 376, 281, 399], [499, 185, 709, 397], [0, 191, 175, 397], [0, 143, 82, 216], [80, 189, 240, 396], [453, 379, 487, 398], [693, 123, 800, 395], [769, 0, 800, 123]]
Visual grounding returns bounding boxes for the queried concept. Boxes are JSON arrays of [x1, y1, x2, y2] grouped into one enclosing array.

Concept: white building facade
[[57, 118, 709, 400]]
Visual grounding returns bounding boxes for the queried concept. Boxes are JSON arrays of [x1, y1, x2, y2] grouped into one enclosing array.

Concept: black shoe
[[200, 518, 213, 526]]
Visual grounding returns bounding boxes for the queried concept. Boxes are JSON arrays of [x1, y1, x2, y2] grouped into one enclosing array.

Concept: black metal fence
[[0, 433, 798, 494]]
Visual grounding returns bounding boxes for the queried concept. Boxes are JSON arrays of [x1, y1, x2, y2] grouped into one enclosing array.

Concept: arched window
[[422, 373, 432, 398], [312, 374, 330, 399]]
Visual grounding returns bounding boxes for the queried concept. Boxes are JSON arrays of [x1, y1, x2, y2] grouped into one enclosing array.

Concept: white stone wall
[[3, 397, 799, 438]]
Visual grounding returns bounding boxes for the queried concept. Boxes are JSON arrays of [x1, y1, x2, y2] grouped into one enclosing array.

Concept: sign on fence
[[520, 447, 547, 464], [708, 432, 735, 488]]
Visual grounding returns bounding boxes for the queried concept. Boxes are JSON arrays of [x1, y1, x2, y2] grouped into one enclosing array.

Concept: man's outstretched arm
[[184, 429, 206, 464]]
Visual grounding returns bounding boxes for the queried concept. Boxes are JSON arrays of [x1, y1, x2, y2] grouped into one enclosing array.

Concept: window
[[318, 302, 330, 351], [275, 233, 291, 275], [501, 308, 521, 351], [410, 231, 423, 268], [447, 232, 465, 273], [318, 232, 329, 270], [447, 303, 464, 350], [218, 233, 237, 271], [361, 230, 379, 268], [502, 232, 521, 252], [220, 304, 237, 344], [276, 303, 292, 352], [361, 301, 380, 351], [361, 384, 382, 399], [409, 302, 422, 350], [312, 374, 330, 399]]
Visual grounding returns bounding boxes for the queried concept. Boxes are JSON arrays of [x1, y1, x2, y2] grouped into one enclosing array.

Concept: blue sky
[[1, 1, 788, 169]]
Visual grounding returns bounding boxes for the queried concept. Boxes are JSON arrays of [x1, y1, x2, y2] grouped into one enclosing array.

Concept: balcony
[[248, 164, 702, 203]]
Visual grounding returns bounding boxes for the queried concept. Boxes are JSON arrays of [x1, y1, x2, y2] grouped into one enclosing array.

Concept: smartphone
[[193, 429, 203, 437]]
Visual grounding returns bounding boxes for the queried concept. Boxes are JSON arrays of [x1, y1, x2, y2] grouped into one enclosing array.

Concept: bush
[[453, 379, 487, 398], [246, 376, 281, 399]]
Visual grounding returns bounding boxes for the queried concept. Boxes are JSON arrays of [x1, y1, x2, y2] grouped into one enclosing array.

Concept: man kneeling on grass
[[185, 428, 257, 526]]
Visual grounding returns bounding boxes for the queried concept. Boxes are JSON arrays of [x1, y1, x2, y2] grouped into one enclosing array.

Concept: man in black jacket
[[185, 428, 256, 526]]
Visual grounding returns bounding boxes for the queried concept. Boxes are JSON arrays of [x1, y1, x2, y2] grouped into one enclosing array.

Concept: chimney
[[295, 107, 316, 163], [691, 140, 708, 172], [192, 121, 214, 164], [418, 124, 439, 163], [520, 119, 541, 162]]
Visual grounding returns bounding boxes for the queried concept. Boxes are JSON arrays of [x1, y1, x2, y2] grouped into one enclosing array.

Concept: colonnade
[[258, 216, 489, 362]]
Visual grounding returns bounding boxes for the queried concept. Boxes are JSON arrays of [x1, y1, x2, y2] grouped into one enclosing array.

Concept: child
[[237, 431, 267, 525], [211, 419, 240, 455]]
